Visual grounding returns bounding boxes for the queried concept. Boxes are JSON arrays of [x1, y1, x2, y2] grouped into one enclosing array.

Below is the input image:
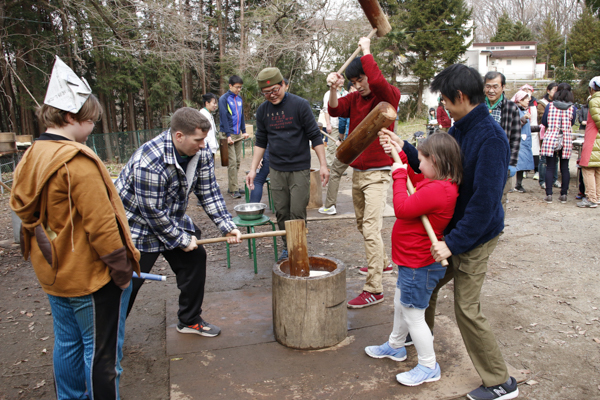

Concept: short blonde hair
[[36, 94, 102, 129]]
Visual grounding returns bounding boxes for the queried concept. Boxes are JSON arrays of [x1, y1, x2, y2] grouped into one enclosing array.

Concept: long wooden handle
[[322, 131, 338, 143], [196, 230, 286, 245], [389, 144, 449, 267], [0, 181, 11, 193], [336, 28, 378, 75]]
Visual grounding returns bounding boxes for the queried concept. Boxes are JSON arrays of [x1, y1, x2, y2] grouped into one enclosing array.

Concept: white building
[[464, 41, 538, 79]]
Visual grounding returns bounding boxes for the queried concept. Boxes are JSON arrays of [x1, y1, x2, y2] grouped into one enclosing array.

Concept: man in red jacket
[[328, 37, 401, 308]]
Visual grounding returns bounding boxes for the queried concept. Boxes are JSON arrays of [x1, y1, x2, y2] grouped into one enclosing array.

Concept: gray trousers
[[269, 168, 310, 250]]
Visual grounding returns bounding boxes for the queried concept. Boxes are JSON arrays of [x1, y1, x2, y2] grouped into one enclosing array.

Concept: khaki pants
[[424, 236, 509, 387], [326, 128, 339, 167], [269, 169, 311, 250], [324, 157, 349, 208], [352, 169, 391, 294], [582, 166, 600, 203], [226, 138, 243, 192], [501, 172, 510, 216]]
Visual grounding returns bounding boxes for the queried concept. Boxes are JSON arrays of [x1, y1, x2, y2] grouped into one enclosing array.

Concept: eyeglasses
[[261, 85, 281, 97], [485, 84, 501, 91]]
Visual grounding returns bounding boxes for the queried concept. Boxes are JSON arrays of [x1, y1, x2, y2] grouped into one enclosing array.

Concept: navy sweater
[[255, 93, 324, 172], [403, 103, 509, 255]]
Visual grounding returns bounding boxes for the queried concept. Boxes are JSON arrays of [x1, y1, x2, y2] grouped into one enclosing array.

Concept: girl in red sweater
[[365, 133, 462, 387]]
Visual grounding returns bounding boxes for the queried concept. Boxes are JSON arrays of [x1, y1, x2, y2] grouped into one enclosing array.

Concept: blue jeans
[[397, 263, 447, 309], [539, 155, 558, 186], [250, 149, 270, 203], [48, 281, 132, 400]]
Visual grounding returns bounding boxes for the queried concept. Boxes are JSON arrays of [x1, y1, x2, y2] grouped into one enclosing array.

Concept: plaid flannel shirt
[[116, 130, 236, 253], [491, 97, 522, 167]]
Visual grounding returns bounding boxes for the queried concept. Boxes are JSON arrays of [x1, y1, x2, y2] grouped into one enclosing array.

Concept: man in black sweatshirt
[[246, 68, 329, 259]]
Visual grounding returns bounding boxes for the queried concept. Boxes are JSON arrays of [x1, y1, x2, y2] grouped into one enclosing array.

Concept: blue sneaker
[[278, 249, 288, 261], [396, 363, 441, 386], [364, 342, 407, 361]]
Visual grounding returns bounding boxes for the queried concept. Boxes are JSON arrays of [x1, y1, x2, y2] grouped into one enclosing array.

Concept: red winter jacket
[[328, 54, 401, 170]]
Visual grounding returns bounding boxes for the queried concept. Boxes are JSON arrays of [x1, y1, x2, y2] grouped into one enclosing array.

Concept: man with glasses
[[219, 75, 248, 199], [484, 72, 521, 214], [246, 68, 329, 260]]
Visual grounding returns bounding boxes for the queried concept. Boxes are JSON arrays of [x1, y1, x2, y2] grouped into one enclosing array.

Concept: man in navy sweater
[[246, 68, 329, 259], [393, 64, 518, 400]]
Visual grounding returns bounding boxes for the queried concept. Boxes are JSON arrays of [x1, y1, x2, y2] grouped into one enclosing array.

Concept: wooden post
[[284, 219, 309, 277], [307, 168, 323, 209]]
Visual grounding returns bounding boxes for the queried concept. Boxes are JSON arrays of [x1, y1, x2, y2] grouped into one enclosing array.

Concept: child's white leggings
[[388, 287, 436, 369]]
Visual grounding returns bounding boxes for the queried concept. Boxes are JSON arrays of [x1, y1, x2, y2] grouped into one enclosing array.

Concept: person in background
[[520, 85, 539, 179], [509, 90, 534, 193], [323, 78, 348, 167], [578, 97, 589, 135], [428, 107, 436, 121], [200, 93, 219, 158], [10, 57, 140, 400], [540, 83, 577, 203], [483, 71, 521, 216], [436, 98, 451, 132], [318, 85, 357, 216], [219, 75, 248, 199], [577, 77, 600, 208], [537, 82, 559, 189]]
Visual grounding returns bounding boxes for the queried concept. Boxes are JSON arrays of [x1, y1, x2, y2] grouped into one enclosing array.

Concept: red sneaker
[[347, 291, 384, 309], [358, 263, 394, 276]]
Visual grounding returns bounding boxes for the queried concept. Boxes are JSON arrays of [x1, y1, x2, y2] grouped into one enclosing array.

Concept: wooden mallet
[[196, 219, 311, 277], [388, 142, 449, 267], [336, 0, 392, 75], [335, 101, 397, 165]]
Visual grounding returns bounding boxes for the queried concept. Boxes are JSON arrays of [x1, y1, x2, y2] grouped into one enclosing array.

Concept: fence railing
[[86, 128, 164, 163]]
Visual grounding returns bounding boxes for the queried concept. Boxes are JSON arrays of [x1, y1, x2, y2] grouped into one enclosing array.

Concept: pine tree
[[490, 12, 515, 42], [512, 21, 533, 41], [375, 0, 471, 113], [568, 9, 600, 67], [537, 16, 563, 74]]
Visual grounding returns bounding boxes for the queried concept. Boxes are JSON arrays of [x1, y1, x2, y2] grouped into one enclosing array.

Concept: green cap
[[257, 68, 284, 89]]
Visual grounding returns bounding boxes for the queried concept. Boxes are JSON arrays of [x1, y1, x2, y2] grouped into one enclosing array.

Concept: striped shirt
[[115, 130, 236, 253]]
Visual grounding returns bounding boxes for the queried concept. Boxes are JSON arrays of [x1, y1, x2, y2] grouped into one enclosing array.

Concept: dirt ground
[[1, 151, 600, 400]]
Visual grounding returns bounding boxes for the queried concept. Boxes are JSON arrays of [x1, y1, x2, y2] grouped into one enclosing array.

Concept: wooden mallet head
[[335, 101, 397, 165]]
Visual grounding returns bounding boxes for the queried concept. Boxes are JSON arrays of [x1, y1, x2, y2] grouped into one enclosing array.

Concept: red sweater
[[328, 54, 401, 170], [437, 105, 451, 128], [391, 168, 458, 268]]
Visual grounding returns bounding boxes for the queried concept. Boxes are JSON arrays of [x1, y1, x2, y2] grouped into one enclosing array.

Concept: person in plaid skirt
[[540, 83, 577, 203]]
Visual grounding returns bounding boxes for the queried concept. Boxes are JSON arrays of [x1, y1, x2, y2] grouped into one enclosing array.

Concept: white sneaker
[[318, 205, 337, 215], [533, 172, 539, 180]]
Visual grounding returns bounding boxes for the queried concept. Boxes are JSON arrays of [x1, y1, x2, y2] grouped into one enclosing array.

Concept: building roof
[[489, 50, 537, 58], [473, 41, 537, 46]]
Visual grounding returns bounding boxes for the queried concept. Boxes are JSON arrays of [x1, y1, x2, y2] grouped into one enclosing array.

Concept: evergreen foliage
[[567, 9, 600, 67], [374, 0, 472, 113], [536, 16, 564, 71], [490, 12, 533, 42]]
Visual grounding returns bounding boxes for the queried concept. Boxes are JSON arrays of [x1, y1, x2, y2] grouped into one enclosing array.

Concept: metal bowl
[[233, 203, 268, 221]]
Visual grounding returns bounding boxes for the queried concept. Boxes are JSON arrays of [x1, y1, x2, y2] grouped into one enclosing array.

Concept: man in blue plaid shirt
[[116, 107, 242, 337]]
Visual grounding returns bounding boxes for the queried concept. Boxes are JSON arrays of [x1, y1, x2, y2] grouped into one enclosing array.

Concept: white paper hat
[[44, 56, 92, 113], [589, 76, 600, 89]]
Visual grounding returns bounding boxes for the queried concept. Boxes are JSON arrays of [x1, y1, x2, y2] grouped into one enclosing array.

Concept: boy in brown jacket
[[10, 56, 140, 400]]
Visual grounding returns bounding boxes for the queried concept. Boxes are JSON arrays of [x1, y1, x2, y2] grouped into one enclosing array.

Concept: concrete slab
[[167, 286, 527, 399]]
